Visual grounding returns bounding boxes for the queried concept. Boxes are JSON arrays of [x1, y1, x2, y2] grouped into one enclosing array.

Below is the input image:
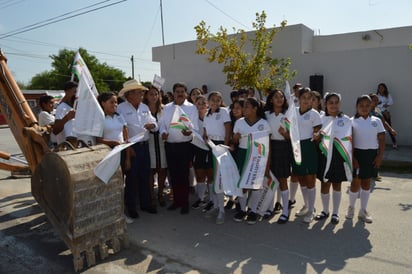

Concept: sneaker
[[358, 209, 373, 223], [303, 211, 315, 223], [224, 200, 235, 210], [124, 215, 134, 224], [191, 199, 206, 209], [205, 207, 219, 218], [331, 214, 339, 224], [216, 211, 225, 224], [202, 201, 214, 213], [246, 211, 258, 225], [295, 205, 308, 217], [345, 206, 355, 219], [233, 210, 247, 222], [274, 202, 283, 214]]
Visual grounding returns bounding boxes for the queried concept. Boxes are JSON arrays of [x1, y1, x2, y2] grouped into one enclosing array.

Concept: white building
[[153, 24, 412, 146]]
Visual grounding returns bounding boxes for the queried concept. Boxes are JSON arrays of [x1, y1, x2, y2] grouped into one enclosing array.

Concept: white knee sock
[[349, 190, 358, 208], [239, 195, 247, 211], [321, 193, 330, 214], [307, 187, 316, 213], [197, 182, 207, 201], [276, 186, 282, 203], [289, 181, 299, 201], [300, 186, 308, 207], [208, 183, 215, 204], [216, 192, 225, 212], [332, 190, 341, 215], [281, 189, 290, 216], [360, 189, 370, 211]]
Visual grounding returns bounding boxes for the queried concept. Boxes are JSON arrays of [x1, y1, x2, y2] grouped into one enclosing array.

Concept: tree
[[28, 48, 127, 92], [194, 11, 296, 98]]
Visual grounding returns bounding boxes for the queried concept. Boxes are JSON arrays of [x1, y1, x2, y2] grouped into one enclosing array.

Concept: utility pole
[[130, 55, 135, 79], [160, 0, 165, 45]]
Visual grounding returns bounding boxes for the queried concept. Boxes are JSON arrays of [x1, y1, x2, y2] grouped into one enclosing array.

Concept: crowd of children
[[38, 81, 391, 226]]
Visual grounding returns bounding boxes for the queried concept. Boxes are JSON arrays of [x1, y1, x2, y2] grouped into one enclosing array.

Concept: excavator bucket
[[0, 50, 128, 272]]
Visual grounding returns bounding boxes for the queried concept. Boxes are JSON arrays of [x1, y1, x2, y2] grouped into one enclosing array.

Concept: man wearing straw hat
[[117, 79, 158, 219]]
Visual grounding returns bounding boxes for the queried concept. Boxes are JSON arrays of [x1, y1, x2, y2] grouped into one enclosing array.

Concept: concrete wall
[[152, 24, 412, 146]]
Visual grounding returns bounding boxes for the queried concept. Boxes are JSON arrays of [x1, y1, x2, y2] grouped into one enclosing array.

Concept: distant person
[[376, 83, 397, 149], [38, 95, 57, 147], [53, 81, 78, 145], [202, 84, 208, 95], [117, 79, 159, 219], [230, 90, 239, 103]]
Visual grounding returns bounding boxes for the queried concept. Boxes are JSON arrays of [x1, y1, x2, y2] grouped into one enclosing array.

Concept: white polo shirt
[[39, 110, 57, 143], [55, 102, 76, 144], [351, 115, 385, 149], [233, 117, 271, 149], [102, 113, 127, 142], [117, 100, 158, 141], [159, 100, 199, 143], [203, 107, 231, 141], [296, 108, 322, 140], [265, 110, 287, 140]]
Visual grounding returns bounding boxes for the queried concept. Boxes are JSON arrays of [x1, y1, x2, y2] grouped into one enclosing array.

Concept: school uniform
[[265, 110, 291, 178], [101, 113, 127, 143], [291, 108, 322, 176], [351, 115, 385, 179]]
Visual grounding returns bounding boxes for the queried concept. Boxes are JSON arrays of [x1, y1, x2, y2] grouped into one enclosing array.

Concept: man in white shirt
[[117, 79, 158, 218], [159, 82, 199, 214]]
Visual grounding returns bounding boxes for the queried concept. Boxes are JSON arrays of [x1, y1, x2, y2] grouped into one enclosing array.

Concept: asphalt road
[[1, 126, 412, 273]]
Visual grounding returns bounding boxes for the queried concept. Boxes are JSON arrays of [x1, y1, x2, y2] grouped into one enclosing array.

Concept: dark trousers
[[165, 142, 193, 207], [124, 142, 151, 210]]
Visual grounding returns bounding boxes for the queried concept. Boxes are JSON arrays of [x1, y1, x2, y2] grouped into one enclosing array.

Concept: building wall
[[152, 24, 412, 145]]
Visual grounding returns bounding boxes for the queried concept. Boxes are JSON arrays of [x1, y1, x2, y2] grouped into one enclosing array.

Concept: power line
[[203, 0, 250, 30], [0, 0, 128, 39], [0, 0, 26, 10]]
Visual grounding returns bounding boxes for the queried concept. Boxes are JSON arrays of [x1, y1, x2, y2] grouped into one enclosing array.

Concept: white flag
[[284, 81, 302, 165], [73, 72, 105, 137], [72, 51, 98, 96], [153, 74, 165, 90]]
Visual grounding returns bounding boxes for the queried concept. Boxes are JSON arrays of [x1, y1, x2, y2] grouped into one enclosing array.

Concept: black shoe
[[127, 209, 139, 219], [233, 210, 247, 222], [202, 201, 214, 213], [235, 202, 241, 212], [274, 202, 283, 214], [141, 206, 158, 214], [158, 196, 166, 207], [246, 211, 258, 225], [331, 214, 339, 224], [191, 199, 206, 209], [315, 211, 329, 221], [224, 200, 235, 210], [167, 203, 179, 211], [288, 200, 296, 209], [180, 205, 189, 215], [262, 210, 274, 220], [277, 214, 289, 224]]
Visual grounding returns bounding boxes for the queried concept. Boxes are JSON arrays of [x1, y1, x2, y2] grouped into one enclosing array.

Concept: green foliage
[[194, 11, 296, 97], [27, 48, 127, 92]]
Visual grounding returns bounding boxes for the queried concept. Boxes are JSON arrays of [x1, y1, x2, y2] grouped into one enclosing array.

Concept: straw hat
[[119, 79, 148, 97]]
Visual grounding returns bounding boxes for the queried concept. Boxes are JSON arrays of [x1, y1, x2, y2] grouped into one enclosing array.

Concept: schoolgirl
[[201, 91, 231, 224], [315, 93, 352, 224], [232, 97, 271, 225], [264, 90, 292, 224], [143, 86, 168, 207], [347, 95, 385, 223], [311, 90, 325, 116], [96, 92, 132, 223], [291, 88, 322, 223], [376, 83, 396, 149], [191, 95, 214, 212], [224, 99, 245, 210]]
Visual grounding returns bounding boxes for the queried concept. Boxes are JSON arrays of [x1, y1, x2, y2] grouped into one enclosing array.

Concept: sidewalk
[[381, 145, 412, 169]]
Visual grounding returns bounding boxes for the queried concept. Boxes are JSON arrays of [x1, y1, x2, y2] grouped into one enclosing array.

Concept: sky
[[1, 0, 412, 85]]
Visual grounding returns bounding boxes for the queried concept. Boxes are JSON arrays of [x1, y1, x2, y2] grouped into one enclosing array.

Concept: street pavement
[[1, 125, 412, 273]]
